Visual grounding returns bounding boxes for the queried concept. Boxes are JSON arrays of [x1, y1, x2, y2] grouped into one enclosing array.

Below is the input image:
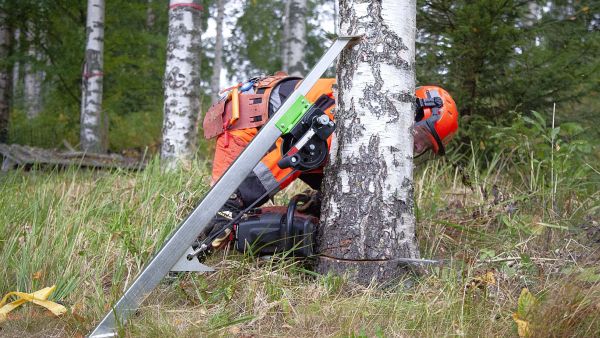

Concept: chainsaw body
[[235, 206, 317, 257]]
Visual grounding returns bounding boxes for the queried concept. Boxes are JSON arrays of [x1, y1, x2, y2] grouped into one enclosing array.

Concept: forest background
[[1, 0, 600, 336], [2, 0, 599, 159]]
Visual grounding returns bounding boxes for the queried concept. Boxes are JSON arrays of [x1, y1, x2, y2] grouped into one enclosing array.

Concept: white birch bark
[[0, 11, 10, 143], [12, 28, 19, 98], [210, 0, 225, 104], [287, 0, 307, 76], [525, 1, 540, 27], [281, 0, 291, 73], [160, 0, 203, 170], [333, 0, 339, 35], [317, 0, 418, 285], [24, 23, 44, 119], [146, 0, 156, 29], [525, 1, 541, 46], [80, 0, 106, 153]]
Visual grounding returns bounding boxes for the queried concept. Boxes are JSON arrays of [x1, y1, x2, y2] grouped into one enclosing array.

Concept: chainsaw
[[189, 93, 337, 262]]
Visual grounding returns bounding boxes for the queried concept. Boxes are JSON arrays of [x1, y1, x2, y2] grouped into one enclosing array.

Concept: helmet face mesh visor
[[413, 124, 437, 157]]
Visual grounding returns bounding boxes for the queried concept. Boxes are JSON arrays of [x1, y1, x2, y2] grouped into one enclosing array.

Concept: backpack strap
[[203, 73, 302, 139]]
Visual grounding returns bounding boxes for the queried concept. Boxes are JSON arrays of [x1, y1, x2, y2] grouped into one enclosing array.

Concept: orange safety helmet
[[413, 85, 458, 157]]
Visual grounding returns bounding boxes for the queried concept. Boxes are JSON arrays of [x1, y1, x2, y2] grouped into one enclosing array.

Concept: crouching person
[[195, 72, 458, 259]]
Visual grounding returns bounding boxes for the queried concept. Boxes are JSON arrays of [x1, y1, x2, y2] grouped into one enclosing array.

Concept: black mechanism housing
[[234, 206, 316, 257], [278, 94, 336, 171]]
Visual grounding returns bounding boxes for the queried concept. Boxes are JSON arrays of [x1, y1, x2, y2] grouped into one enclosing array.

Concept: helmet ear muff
[[415, 89, 445, 155], [426, 119, 445, 155], [415, 105, 425, 122]]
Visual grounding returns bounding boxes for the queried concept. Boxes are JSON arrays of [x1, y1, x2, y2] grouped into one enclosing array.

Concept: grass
[[1, 139, 599, 337]]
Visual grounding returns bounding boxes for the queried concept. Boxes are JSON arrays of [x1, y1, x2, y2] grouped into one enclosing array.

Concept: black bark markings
[[318, 1, 417, 283]]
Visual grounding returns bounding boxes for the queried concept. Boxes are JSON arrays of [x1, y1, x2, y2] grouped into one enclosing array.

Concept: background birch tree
[[24, 21, 44, 119], [146, 0, 156, 30], [287, 0, 307, 76], [11, 28, 19, 99], [160, 0, 203, 169], [281, 0, 291, 73], [0, 10, 10, 143], [210, 0, 225, 104], [317, 0, 419, 285], [80, 0, 106, 153]]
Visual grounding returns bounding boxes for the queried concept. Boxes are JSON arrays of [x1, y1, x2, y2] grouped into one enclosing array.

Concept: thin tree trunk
[[287, 0, 307, 76], [333, 0, 338, 35], [525, 1, 541, 46], [146, 0, 156, 30], [525, 1, 540, 27], [160, 0, 203, 170], [12, 28, 19, 98], [80, 0, 106, 153], [281, 0, 291, 73], [0, 11, 11, 143], [210, 0, 225, 104], [317, 0, 419, 285], [24, 22, 43, 119]]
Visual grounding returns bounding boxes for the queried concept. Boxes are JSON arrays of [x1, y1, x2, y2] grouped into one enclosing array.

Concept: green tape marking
[[276, 95, 311, 134]]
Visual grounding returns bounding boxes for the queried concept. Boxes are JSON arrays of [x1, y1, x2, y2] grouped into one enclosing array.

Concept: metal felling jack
[[88, 35, 361, 338]]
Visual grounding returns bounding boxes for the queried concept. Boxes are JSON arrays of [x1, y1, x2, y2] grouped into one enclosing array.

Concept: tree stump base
[[316, 256, 419, 287]]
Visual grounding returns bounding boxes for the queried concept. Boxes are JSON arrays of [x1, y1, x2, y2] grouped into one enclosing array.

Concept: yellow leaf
[[517, 288, 536, 318], [482, 271, 496, 285], [512, 313, 531, 337], [0, 285, 67, 322], [466, 270, 496, 289]]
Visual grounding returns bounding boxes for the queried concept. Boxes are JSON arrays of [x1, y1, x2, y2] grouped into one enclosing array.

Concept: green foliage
[[226, 0, 327, 79], [108, 111, 162, 152], [9, 109, 78, 148], [2, 0, 215, 152], [479, 110, 597, 195], [417, 0, 600, 119]]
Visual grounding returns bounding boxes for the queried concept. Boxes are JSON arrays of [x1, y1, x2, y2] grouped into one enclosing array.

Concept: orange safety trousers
[[210, 79, 336, 206]]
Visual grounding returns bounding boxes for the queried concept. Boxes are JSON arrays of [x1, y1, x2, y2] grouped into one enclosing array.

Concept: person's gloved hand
[[296, 189, 322, 217]]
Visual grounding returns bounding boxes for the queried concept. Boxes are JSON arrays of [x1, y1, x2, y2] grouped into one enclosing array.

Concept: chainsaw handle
[[285, 196, 299, 250]]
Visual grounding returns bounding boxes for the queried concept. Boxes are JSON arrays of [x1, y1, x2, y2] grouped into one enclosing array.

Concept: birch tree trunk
[[0, 11, 10, 143], [281, 0, 291, 73], [146, 0, 156, 30], [12, 28, 19, 98], [210, 0, 225, 104], [316, 0, 419, 285], [24, 23, 44, 119], [160, 0, 203, 170], [287, 0, 307, 76], [333, 1, 339, 35], [80, 0, 106, 153]]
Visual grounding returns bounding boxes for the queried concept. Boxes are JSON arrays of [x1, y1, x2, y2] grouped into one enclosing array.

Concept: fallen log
[[0, 143, 146, 171]]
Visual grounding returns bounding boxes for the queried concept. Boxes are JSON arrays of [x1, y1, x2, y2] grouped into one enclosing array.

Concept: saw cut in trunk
[[317, 0, 419, 286]]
